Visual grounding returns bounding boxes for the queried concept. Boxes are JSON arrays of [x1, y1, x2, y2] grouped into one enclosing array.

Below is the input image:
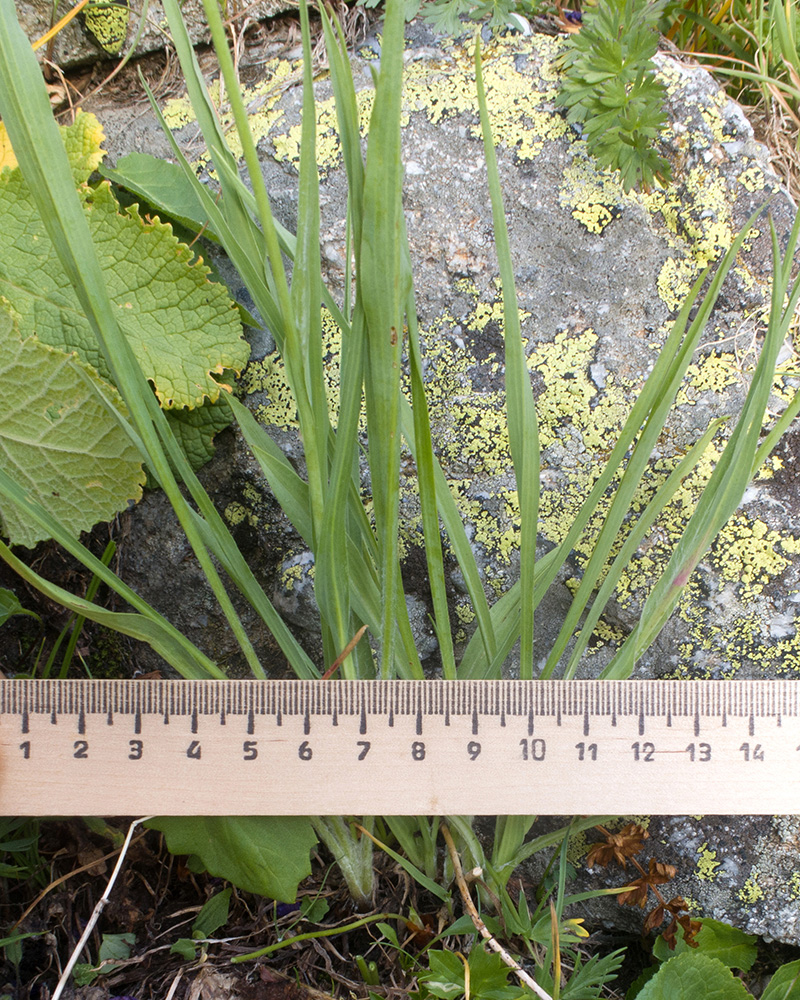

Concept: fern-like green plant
[[557, 0, 672, 192]]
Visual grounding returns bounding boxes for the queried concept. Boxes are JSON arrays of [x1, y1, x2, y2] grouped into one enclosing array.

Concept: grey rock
[[84, 23, 800, 940], [15, 0, 298, 69]]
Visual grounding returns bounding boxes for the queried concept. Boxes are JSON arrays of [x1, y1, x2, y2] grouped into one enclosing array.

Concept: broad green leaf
[[0, 112, 248, 409], [0, 587, 36, 625], [146, 816, 317, 902], [101, 153, 222, 241], [626, 967, 657, 1000], [0, 3, 267, 679], [0, 322, 144, 548], [163, 398, 233, 472], [762, 959, 800, 1000], [193, 888, 231, 938], [467, 942, 519, 999], [170, 938, 197, 961], [636, 952, 750, 1000], [653, 918, 757, 970], [55, 111, 106, 185], [419, 950, 469, 999], [72, 965, 101, 987], [98, 932, 135, 964]]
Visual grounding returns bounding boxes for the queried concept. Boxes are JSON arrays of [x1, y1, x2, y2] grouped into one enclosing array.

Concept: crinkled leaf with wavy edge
[[0, 111, 248, 409], [0, 303, 144, 548]]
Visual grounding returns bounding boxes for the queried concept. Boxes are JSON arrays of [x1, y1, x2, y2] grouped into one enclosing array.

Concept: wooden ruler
[[1, 678, 798, 815]]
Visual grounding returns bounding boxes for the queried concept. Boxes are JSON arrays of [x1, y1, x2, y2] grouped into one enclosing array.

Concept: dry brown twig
[[439, 823, 554, 1000]]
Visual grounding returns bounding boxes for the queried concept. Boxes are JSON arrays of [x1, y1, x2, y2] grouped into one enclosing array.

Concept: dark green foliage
[[557, 0, 672, 191]]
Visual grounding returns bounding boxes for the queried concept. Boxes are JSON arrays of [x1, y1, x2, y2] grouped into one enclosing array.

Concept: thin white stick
[[440, 824, 553, 1000], [52, 816, 153, 1000]]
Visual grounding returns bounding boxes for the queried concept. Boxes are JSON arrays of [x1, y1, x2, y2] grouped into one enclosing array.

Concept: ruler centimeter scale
[[1, 678, 799, 816]]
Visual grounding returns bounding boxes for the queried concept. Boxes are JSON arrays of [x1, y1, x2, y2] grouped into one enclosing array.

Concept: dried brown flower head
[[586, 823, 649, 869], [617, 859, 677, 909]]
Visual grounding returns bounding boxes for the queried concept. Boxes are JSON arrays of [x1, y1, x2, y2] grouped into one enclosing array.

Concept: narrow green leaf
[[359, 0, 411, 677], [606, 213, 800, 676], [474, 34, 539, 679], [0, 531, 222, 678], [562, 420, 725, 678]]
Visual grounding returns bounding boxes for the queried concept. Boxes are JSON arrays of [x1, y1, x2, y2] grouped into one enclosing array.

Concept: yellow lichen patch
[[657, 256, 696, 312], [558, 153, 630, 235], [455, 603, 477, 624], [738, 165, 766, 193], [695, 842, 721, 881], [224, 501, 249, 527], [272, 86, 377, 170], [756, 454, 782, 480], [528, 328, 599, 446], [738, 870, 765, 904], [240, 309, 340, 429], [686, 353, 742, 395], [400, 33, 568, 160], [162, 58, 299, 166], [591, 620, 626, 646], [711, 515, 795, 599]]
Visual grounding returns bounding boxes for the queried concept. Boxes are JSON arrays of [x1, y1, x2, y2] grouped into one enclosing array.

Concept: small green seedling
[[170, 888, 232, 962]]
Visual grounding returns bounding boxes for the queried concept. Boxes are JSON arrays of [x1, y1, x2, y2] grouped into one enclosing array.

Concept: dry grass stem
[[51, 816, 153, 1000], [440, 824, 554, 1000]]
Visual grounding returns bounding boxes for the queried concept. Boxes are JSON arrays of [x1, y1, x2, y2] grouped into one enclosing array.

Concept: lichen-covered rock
[[520, 814, 800, 945], [87, 21, 800, 940], [15, 0, 298, 69], [230, 22, 799, 683]]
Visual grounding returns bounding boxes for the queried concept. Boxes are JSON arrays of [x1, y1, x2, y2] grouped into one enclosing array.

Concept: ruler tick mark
[[528, 708, 534, 737], [247, 709, 255, 736], [583, 710, 589, 737], [694, 712, 700, 738], [304, 710, 310, 736], [78, 710, 85, 736], [638, 712, 644, 737], [749, 713, 755, 737], [135, 710, 142, 736], [360, 707, 367, 736], [416, 708, 423, 736], [191, 710, 198, 735], [472, 708, 479, 736]]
